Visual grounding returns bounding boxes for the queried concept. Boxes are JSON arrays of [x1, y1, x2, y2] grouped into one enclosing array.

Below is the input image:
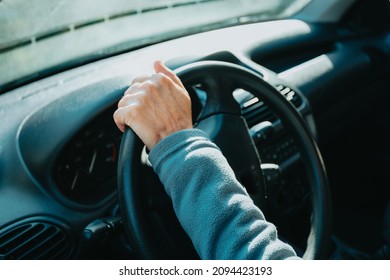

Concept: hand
[[113, 60, 193, 150]]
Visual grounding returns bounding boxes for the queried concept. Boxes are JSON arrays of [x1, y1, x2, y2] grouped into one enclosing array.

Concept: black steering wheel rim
[[118, 61, 332, 259]]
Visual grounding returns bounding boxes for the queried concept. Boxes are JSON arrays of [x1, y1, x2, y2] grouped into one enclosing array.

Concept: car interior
[[0, 0, 389, 260]]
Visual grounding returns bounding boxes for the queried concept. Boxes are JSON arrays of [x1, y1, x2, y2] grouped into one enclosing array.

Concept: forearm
[[149, 129, 299, 260]]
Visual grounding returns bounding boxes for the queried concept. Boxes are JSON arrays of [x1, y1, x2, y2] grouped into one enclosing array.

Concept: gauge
[[54, 106, 122, 203]]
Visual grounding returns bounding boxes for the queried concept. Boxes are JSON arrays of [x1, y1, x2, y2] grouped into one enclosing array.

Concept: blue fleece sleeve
[[149, 129, 300, 260]]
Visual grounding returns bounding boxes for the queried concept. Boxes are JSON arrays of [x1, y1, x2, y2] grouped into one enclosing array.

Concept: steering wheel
[[117, 61, 332, 259]]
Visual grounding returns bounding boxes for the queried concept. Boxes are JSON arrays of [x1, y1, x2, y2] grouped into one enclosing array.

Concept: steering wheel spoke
[[195, 75, 241, 120]]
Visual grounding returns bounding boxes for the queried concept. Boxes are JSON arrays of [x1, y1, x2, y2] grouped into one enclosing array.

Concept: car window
[[0, 0, 311, 92]]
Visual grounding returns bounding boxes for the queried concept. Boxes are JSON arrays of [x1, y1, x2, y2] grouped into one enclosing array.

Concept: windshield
[[0, 0, 311, 92]]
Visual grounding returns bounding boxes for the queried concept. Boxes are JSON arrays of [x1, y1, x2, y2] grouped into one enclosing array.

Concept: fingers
[[115, 92, 142, 131], [132, 74, 152, 85], [154, 60, 184, 87], [126, 61, 181, 97], [117, 91, 141, 108], [124, 75, 151, 96], [113, 107, 128, 132], [113, 60, 190, 143]]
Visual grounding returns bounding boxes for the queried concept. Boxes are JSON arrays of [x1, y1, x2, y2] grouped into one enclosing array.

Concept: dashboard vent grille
[[0, 221, 73, 260], [275, 85, 302, 108], [241, 85, 302, 127], [241, 98, 274, 128]]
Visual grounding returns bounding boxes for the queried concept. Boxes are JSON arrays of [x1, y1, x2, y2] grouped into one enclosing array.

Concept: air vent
[[275, 85, 302, 108], [241, 85, 303, 127], [0, 221, 74, 260], [241, 98, 274, 128]]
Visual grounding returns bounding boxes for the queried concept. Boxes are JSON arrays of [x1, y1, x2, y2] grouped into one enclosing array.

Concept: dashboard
[[0, 17, 389, 259]]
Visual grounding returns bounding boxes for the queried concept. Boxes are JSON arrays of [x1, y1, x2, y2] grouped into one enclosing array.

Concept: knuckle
[[131, 77, 140, 84], [135, 96, 145, 107], [113, 108, 125, 125], [141, 80, 157, 92], [131, 75, 147, 84], [123, 89, 130, 96], [158, 73, 170, 83], [113, 110, 119, 121], [117, 95, 129, 107], [117, 99, 124, 108], [153, 73, 169, 85], [128, 82, 139, 92]]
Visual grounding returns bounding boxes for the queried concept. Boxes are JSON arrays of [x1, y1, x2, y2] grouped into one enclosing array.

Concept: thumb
[[154, 60, 183, 87]]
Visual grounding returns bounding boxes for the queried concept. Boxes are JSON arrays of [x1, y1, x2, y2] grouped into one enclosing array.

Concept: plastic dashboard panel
[[16, 78, 129, 209]]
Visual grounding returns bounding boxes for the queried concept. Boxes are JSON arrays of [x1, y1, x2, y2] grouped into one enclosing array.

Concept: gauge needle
[[89, 150, 97, 174], [71, 171, 79, 191]]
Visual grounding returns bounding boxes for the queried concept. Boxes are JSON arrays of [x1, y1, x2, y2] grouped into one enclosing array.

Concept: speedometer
[[54, 106, 122, 204]]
